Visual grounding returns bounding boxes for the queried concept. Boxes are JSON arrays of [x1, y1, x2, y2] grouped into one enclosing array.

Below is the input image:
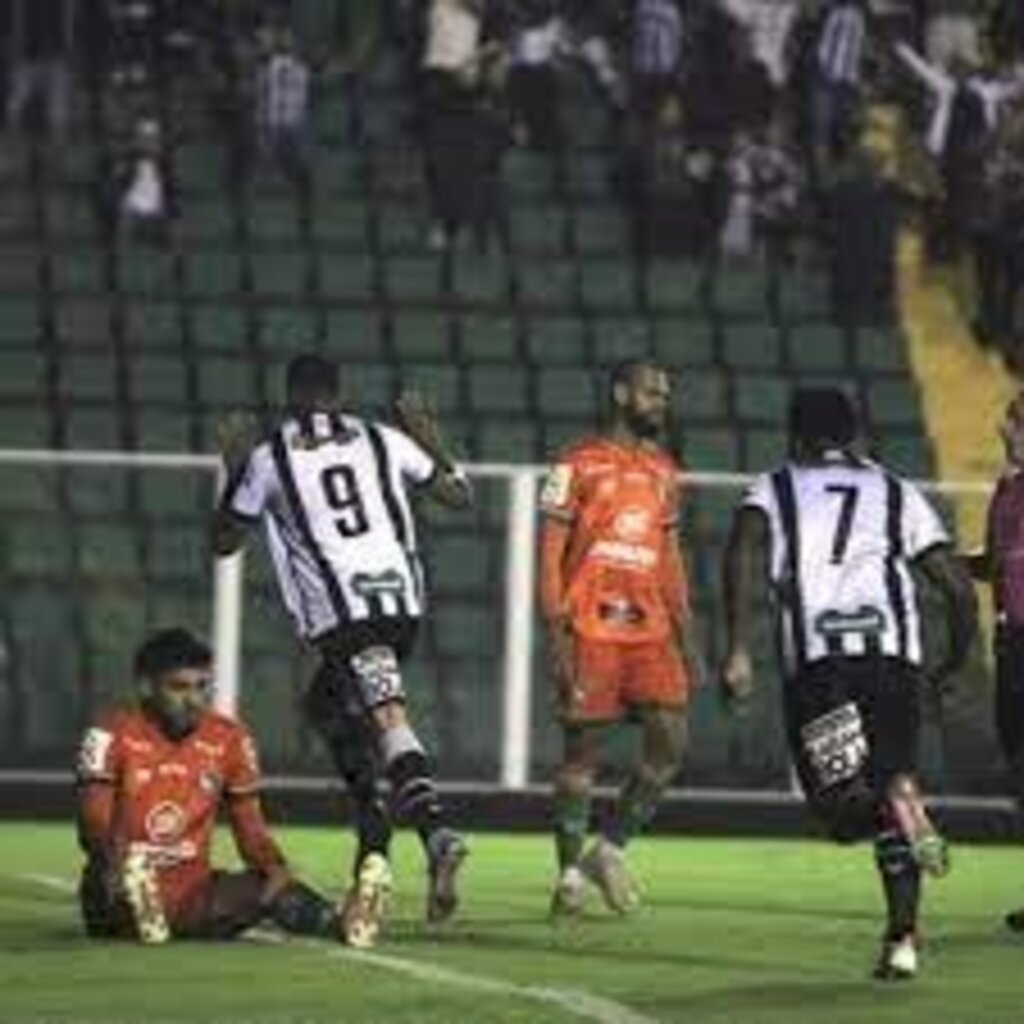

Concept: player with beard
[[539, 359, 701, 916], [76, 628, 343, 943]]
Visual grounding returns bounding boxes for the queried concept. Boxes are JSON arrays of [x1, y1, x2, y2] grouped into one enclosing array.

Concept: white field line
[[18, 876, 661, 1024]]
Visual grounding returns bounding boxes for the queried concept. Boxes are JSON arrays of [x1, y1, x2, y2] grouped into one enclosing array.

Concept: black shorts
[[784, 656, 921, 806], [995, 626, 1024, 763], [305, 617, 420, 732]]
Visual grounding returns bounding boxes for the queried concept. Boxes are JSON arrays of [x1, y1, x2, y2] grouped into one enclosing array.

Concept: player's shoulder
[[200, 710, 253, 744], [552, 436, 613, 469]]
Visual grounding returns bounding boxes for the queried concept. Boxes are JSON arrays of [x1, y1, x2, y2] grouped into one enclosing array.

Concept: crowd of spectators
[[1, 1, 1023, 365]]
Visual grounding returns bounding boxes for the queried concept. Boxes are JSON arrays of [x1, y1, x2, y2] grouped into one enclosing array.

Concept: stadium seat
[[249, 250, 310, 298], [536, 366, 598, 419], [589, 317, 653, 364], [468, 365, 530, 416], [0, 467, 59, 514], [197, 357, 261, 407], [645, 260, 703, 313], [433, 601, 499, 658], [63, 468, 130, 514], [579, 260, 637, 312], [41, 192, 94, 242], [326, 308, 386, 359], [137, 472, 207, 518], [312, 196, 370, 247], [515, 259, 578, 309], [254, 306, 322, 352], [853, 326, 911, 373], [879, 433, 933, 477], [450, 254, 510, 304], [721, 322, 783, 369], [346, 364, 396, 414], [120, 299, 182, 350], [76, 523, 141, 578], [54, 296, 115, 347], [180, 197, 236, 244], [0, 244, 42, 292], [190, 303, 249, 353], [247, 197, 302, 245], [742, 427, 787, 469], [651, 317, 715, 366], [458, 313, 520, 361], [133, 409, 192, 450], [1, 516, 73, 575], [0, 296, 42, 345], [397, 363, 461, 414], [732, 372, 790, 425], [525, 315, 588, 364], [0, 405, 51, 445], [678, 368, 728, 421], [57, 353, 118, 402], [381, 255, 443, 303], [476, 419, 541, 462], [375, 202, 423, 252], [682, 426, 739, 470], [127, 354, 188, 404], [866, 378, 924, 430], [570, 206, 622, 256], [48, 248, 106, 294], [145, 524, 207, 582], [316, 254, 375, 301], [391, 310, 453, 361], [183, 249, 245, 297], [786, 323, 850, 371], [83, 589, 148, 650], [113, 245, 178, 296], [510, 203, 567, 254], [709, 263, 767, 318], [0, 349, 46, 401], [426, 536, 493, 591]]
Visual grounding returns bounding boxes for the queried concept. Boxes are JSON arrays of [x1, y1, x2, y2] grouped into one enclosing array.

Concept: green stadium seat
[[312, 197, 370, 247], [375, 203, 422, 251], [867, 378, 923, 430], [53, 296, 114, 348], [450, 255, 510, 304], [645, 260, 704, 313], [138, 472, 207, 518], [128, 354, 188, 404], [63, 406, 124, 448], [433, 601, 499, 657], [710, 264, 767, 317], [651, 317, 714, 366], [476, 419, 541, 462], [397, 363, 461, 413], [0, 467, 59, 513], [468, 365, 529, 415], [525, 315, 587, 363], [536, 366, 598, 419], [787, 323, 850, 371], [180, 198, 236, 243], [579, 261, 637, 312], [317, 254, 375, 301], [346, 364, 395, 413], [560, 150, 609, 200], [505, 151, 556, 200], [191, 303, 249, 352], [175, 143, 223, 191], [250, 250, 310, 298], [742, 427, 787, 469], [0, 191, 35, 238], [510, 204, 566, 253], [571, 206, 622, 255], [198, 357, 261, 406], [878, 433, 933, 477], [721, 322, 783, 369], [391, 311, 452, 361], [427, 536, 493, 591], [146, 525, 207, 582], [542, 419, 593, 455], [0, 296, 42, 345], [381, 255, 443, 302], [326, 308, 386, 359], [458, 313, 520, 361], [0, 349, 45, 401], [678, 368, 728, 421], [0, 244, 42, 291], [515, 260, 578, 308], [145, 583, 211, 638], [682, 426, 739, 470], [184, 249, 244, 297], [113, 245, 179, 296], [0, 405, 51, 445], [41, 193, 94, 242], [733, 372, 790, 425], [64, 469, 129, 513], [248, 198, 301, 245], [83, 589, 148, 650], [48, 248, 105, 294], [853, 326, 910, 373], [590, 317, 652, 364], [255, 306, 321, 352], [2, 516, 72, 575], [774, 264, 829, 322], [120, 299, 182, 350], [57, 353, 118, 402], [76, 523, 141, 577], [133, 410, 192, 450]]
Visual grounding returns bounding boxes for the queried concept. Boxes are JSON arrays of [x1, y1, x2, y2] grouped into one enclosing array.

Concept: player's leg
[[551, 721, 605, 916], [580, 644, 687, 912], [336, 621, 467, 923], [994, 627, 1024, 931]]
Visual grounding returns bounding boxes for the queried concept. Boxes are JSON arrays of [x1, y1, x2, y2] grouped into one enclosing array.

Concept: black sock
[[387, 749, 446, 846], [351, 789, 392, 874], [874, 828, 921, 938], [267, 881, 338, 938]]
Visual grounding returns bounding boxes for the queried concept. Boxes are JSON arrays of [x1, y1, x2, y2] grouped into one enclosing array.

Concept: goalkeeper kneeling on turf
[[75, 628, 352, 944]]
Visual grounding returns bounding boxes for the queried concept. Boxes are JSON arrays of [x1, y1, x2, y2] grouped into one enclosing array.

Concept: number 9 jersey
[[224, 413, 437, 639]]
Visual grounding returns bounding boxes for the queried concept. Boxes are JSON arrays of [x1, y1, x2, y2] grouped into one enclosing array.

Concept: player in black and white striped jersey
[[720, 386, 977, 980], [212, 353, 472, 947]]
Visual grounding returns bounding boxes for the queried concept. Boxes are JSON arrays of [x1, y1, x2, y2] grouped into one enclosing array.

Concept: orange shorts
[[564, 635, 688, 723]]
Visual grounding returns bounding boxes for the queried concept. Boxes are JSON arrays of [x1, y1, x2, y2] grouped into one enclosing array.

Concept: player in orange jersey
[[76, 628, 347, 943], [539, 359, 702, 916]]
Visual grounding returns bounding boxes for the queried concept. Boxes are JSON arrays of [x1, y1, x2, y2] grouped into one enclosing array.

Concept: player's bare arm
[[912, 543, 979, 684], [539, 516, 575, 703], [211, 410, 260, 557], [720, 505, 769, 708], [394, 389, 473, 509]]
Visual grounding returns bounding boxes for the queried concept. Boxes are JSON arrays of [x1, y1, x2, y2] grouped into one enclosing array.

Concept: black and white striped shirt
[[741, 453, 949, 674], [228, 414, 435, 638]]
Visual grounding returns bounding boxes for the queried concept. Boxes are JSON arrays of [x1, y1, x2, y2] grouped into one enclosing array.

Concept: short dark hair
[[285, 354, 338, 408], [608, 358, 664, 403], [787, 387, 858, 450], [134, 628, 212, 680]]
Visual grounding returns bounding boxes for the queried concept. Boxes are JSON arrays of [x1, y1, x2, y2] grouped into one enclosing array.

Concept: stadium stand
[[0, 43, 939, 793]]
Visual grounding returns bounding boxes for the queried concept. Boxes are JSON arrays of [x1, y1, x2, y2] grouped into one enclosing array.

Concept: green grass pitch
[[1, 822, 1022, 1024]]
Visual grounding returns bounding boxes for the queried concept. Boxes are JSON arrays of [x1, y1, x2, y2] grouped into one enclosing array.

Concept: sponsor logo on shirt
[[145, 801, 186, 844], [590, 539, 658, 568]]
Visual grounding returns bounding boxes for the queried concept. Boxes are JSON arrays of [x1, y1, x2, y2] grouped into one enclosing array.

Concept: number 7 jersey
[[740, 456, 949, 673], [225, 415, 437, 638]]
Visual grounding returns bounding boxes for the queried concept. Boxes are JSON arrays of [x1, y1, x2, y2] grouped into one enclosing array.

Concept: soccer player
[[963, 390, 1024, 931], [76, 628, 341, 943], [211, 353, 472, 947], [720, 387, 977, 980], [539, 358, 700, 916]]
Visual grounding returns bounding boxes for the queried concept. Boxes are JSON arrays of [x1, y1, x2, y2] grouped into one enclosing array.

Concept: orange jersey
[[75, 707, 262, 910], [539, 437, 687, 644]]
